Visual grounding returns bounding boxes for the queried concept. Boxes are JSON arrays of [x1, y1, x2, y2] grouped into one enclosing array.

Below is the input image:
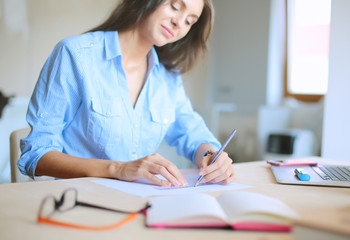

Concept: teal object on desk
[[294, 168, 311, 181]]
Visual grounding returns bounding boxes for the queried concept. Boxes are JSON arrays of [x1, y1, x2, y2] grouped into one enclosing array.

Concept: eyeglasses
[[37, 188, 150, 231]]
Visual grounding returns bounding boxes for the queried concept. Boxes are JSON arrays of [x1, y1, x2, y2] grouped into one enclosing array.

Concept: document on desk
[[91, 174, 251, 197]]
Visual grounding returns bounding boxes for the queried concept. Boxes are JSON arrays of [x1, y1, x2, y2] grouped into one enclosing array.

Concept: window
[[285, 0, 332, 102]]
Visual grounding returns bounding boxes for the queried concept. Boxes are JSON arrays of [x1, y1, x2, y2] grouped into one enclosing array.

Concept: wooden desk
[[1, 158, 349, 240]]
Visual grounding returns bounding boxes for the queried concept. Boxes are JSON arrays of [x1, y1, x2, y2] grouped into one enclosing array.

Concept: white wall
[[206, 0, 271, 162], [0, 0, 118, 96], [210, 0, 271, 115], [322, 0, 350, 161]]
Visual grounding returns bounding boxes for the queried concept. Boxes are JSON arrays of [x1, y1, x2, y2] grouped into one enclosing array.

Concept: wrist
[[86, 159, 122, 178], [195, 144, 216, 167], [107, 161, 123, 179], [204, 149, 215, 156]]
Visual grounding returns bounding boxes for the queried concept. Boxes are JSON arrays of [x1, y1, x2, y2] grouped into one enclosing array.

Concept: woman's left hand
[[199, 150, 235, 184]]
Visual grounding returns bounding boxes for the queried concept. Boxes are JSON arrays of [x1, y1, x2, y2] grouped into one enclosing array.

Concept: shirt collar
[[105, 31, 121, 60], [148, 47, 160, 72], [105, 31, 160, 71]]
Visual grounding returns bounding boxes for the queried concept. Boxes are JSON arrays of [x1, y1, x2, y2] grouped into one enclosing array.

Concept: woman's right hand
[[109, 153, 188, 187]]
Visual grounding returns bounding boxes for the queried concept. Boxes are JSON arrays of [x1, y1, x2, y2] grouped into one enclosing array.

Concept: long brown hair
[[87, 0, 214, 74]]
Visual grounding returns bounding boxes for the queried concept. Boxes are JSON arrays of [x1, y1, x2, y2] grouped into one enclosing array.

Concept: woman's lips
[[161, 25, 174, 38]]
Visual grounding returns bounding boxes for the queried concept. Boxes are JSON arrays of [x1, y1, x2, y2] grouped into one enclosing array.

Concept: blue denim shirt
[[18, 31, 220, 178]]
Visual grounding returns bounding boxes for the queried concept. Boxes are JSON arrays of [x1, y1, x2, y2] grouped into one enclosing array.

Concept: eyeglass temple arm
[[76, 201, 151, 214]]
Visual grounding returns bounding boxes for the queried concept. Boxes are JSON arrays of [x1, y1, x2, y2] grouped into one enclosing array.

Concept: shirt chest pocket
[[151, 108, 175, 125], [87, 99, 123, 150], [144, 108, 176, 150]]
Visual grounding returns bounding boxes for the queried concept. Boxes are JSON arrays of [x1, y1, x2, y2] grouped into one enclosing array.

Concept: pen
[[194, 129, 237, 187]]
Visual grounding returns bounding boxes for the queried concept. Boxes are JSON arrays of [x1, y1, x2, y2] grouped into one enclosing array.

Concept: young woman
[[19, 0, 234, 187]]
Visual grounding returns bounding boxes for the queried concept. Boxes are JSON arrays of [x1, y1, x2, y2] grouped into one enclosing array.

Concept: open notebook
[[146, 191, 298, 232]]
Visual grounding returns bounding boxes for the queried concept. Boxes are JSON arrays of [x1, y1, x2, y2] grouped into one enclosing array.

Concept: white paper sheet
[[91, 174, 251, 197]]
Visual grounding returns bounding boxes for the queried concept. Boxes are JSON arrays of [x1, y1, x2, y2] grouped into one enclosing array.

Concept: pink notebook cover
[[147, 221, 292, 232]]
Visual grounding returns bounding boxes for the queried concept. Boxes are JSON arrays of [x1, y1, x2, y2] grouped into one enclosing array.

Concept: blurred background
[[1, 0, 349, 183]]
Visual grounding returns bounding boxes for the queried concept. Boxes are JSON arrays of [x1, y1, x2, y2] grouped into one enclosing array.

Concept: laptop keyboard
[[313, 165, 350, 181]]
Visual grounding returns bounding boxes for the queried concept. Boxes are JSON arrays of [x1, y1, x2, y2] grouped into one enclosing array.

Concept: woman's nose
[[171, 14, 185, 28], [171, 17, 179, 28]]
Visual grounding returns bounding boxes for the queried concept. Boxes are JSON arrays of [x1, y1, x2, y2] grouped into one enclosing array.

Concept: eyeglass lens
[[40, 196, 56, 218], [58, 188, 77, 212], [39, 188, 77, 218]]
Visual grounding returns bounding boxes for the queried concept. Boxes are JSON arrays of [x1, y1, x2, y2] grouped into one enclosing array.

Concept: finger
[[147, 154, 188, 186], [202, 163, 231, 184], [216, 173, 235, 185], [220, 174, 235, 184], [151, 165, 184, 186], [141, 170, 172, 187], [202, 152, 229, 175], [199, 155, 212, 169], [206, 166, 234, 184], [202, 155, 233, 183]]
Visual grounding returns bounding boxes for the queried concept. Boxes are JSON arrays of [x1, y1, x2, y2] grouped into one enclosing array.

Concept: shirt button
[[39, 113, 44, 118], [106, 111, 111, 116], [90, 42, 94, 47], [163, 118, 168, 124], [134, 124, 139, 128]]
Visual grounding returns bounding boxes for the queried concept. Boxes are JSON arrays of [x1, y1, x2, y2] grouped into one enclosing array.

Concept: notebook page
[[92, 174, 251, 197], [147, 193, 228, 225], [217, 191, 298, 222]]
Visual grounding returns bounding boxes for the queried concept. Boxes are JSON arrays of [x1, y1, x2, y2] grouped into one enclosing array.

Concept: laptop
[[270, 164, 350, 187]]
